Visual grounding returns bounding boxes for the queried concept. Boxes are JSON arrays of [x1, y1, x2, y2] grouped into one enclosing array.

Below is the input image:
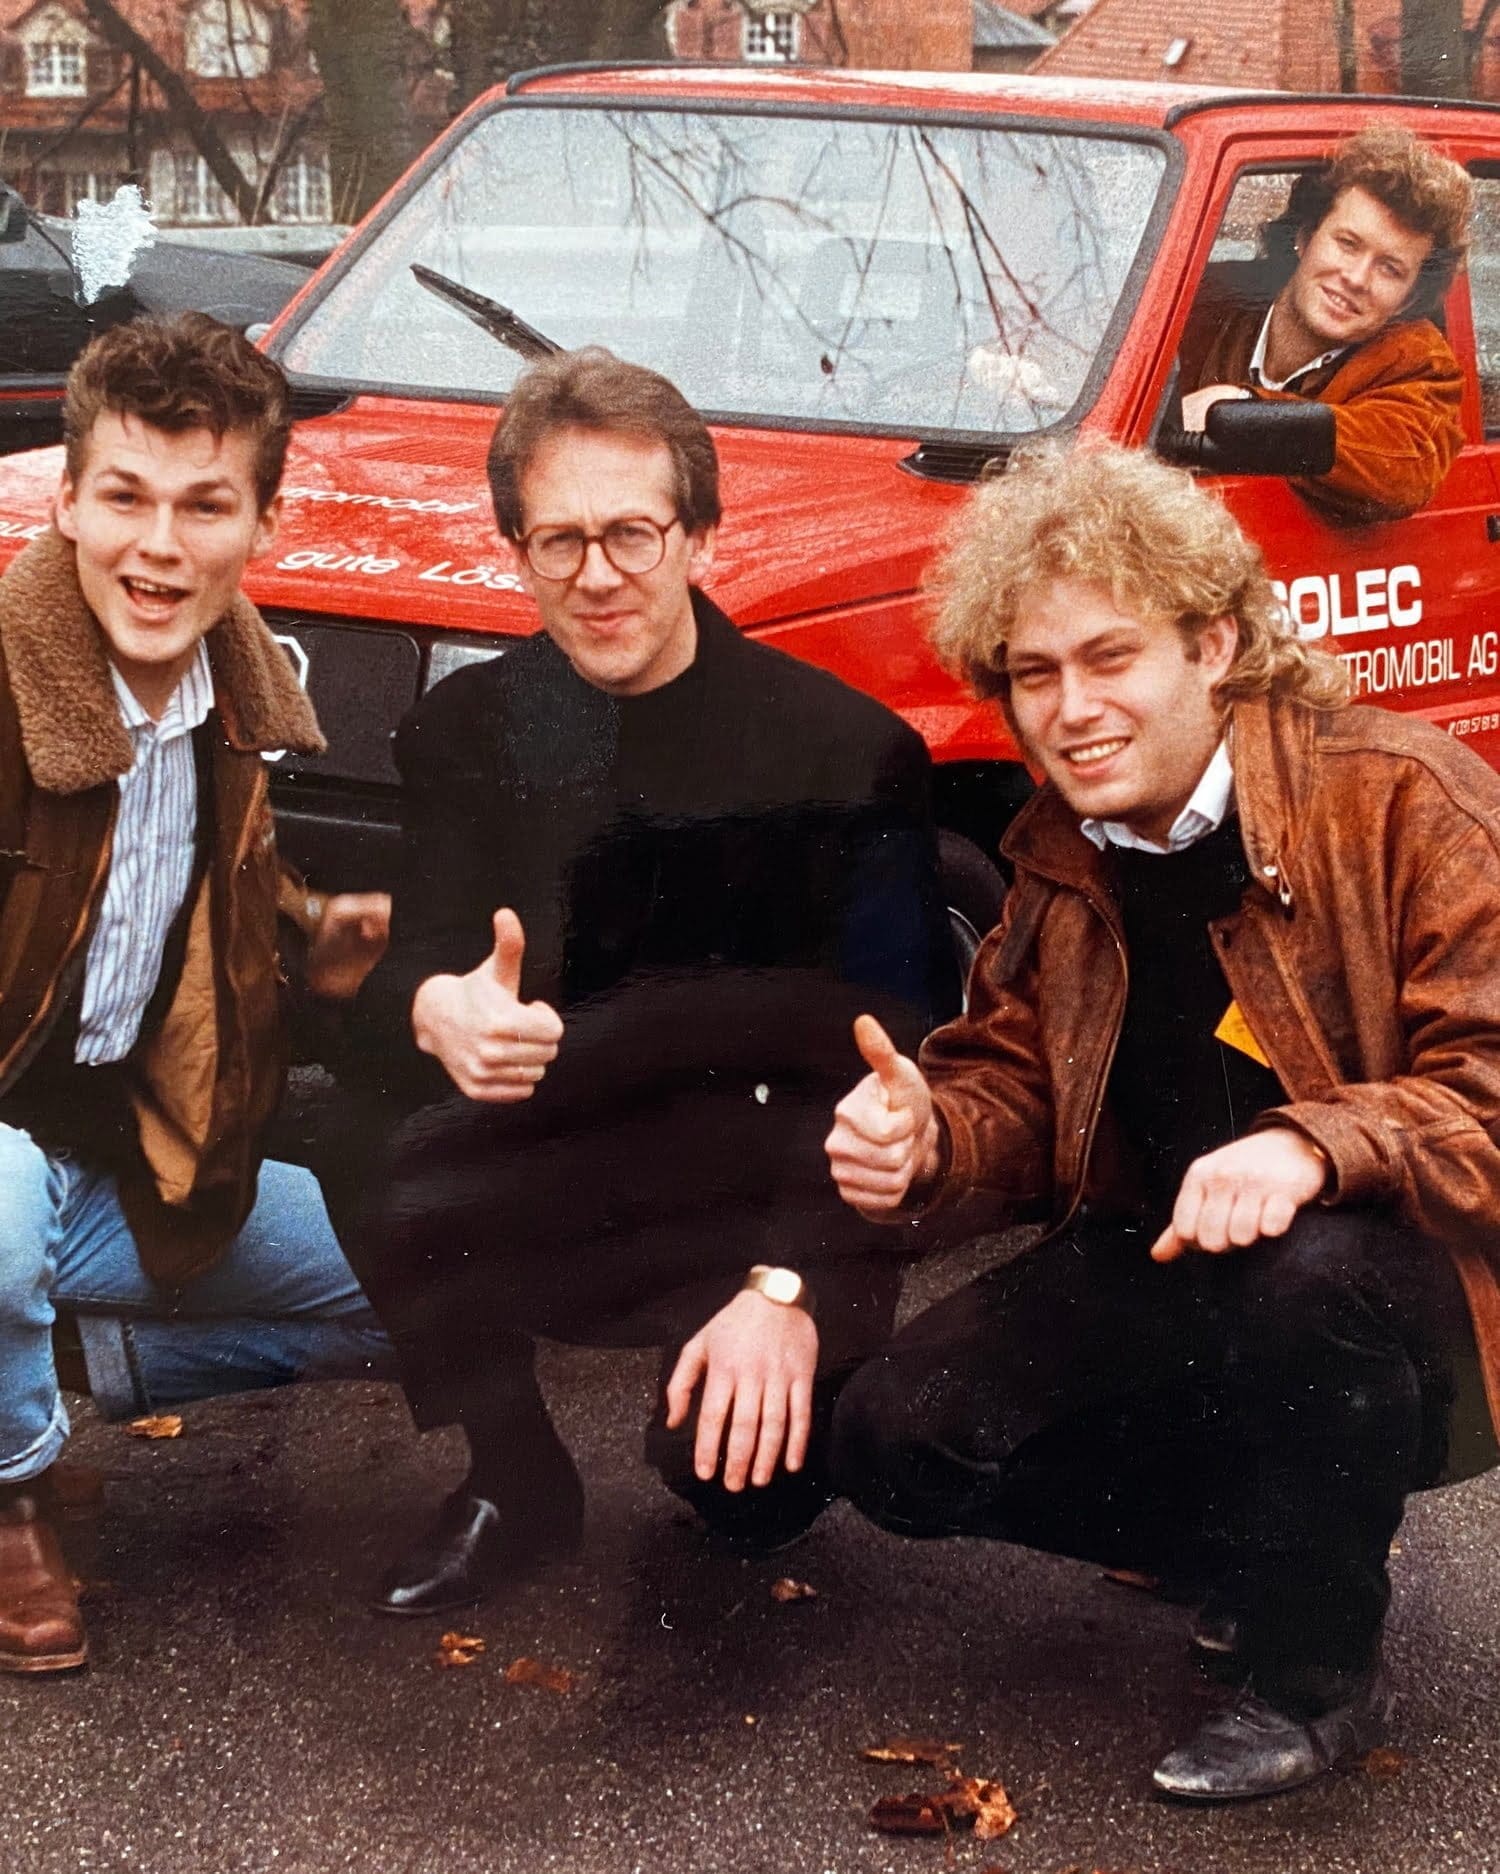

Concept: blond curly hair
[[928, 443, 1350, 711]]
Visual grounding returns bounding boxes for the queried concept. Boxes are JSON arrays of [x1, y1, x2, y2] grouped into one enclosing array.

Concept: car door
[[1155, 135, 1500, 762]]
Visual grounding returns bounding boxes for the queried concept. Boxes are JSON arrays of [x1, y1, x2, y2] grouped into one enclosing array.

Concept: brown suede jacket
[[0, 530, 325, 1284], [912, 694, 1500, 1439], [1179, 267, 1465, 524]]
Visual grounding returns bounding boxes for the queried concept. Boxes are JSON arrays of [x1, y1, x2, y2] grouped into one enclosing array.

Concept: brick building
[[0, 0, 441, 227], [667, 0, 972, 70], [1035, 0, 1500, 94]]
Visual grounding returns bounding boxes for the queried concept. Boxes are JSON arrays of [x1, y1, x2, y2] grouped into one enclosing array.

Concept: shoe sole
[[0, 1642, 88, 1673], [366, 1540, 584, 1619]]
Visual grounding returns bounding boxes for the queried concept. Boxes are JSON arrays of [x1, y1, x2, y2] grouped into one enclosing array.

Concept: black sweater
[[354, 590, 955, 1118]]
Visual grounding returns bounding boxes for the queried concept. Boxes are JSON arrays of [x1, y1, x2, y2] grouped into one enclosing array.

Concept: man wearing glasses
[[331, 346, 954, 1615]]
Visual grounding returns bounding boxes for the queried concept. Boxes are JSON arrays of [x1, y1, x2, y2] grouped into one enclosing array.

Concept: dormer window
[[185, 0, 273, 79], [27, 39, 85, 95], [743, 10, 800, 62]]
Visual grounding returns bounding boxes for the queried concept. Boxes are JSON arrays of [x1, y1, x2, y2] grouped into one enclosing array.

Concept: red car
[[5, 68, 1500, 954]]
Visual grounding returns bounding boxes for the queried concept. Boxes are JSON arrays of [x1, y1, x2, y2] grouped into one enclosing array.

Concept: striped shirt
[[75, 645, 214, 1065]]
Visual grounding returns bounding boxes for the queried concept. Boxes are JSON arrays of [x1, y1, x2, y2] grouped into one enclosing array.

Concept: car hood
[[0, 394, 968, 628], [261, 397, 963, 633]]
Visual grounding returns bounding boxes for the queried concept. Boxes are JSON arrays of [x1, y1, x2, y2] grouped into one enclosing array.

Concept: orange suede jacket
[[1179, 280, 1465, 524], [910, 694, 1500, 1443]]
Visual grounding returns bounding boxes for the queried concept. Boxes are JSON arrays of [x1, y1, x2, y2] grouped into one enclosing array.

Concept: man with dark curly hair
[[1178, 125, 1472, 522], [825, 442, 1499, 1801]]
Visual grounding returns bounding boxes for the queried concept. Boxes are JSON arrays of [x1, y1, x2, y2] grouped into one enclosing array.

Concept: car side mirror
[[1, 187, 29, 244], [1159, 398, 1336, 478]]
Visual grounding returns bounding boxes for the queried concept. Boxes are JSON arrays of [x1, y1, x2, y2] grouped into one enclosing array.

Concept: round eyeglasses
[[519, 515, 683, 582]]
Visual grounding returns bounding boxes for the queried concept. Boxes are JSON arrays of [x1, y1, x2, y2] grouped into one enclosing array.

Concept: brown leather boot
[[0, 1476, 88, 1673]]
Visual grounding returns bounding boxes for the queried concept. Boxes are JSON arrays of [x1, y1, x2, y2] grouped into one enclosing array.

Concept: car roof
[[503, 62, 1500, 133]]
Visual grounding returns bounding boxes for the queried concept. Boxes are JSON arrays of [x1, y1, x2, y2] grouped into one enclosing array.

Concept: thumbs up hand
[[410, 907, 564, 1102], [824, 1014, 940, 1212]]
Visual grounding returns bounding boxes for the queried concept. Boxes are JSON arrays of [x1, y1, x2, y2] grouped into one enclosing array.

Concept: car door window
[[0, 194, 90, 379]]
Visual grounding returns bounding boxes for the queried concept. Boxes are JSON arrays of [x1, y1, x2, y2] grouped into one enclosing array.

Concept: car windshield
[[276, 103, 1168, 438]]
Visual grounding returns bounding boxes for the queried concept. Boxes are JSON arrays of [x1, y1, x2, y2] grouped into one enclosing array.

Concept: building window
[[170, 151, 234, 224], [742, 10, 800, 62], [32, 169, 122, 217], [27, 40, 86, 95], [273, 150, 332, 223], [185, 0, 273, 79]]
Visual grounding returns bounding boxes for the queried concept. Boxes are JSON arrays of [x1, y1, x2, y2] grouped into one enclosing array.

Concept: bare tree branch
[[77, 0, 262, 219]]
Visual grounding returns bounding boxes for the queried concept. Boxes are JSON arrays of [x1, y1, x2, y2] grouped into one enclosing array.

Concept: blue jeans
[[0, 1122, 395, 1483]]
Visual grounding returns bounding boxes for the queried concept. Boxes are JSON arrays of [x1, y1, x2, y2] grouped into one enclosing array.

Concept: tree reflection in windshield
[[278, 105, 1166, 438]]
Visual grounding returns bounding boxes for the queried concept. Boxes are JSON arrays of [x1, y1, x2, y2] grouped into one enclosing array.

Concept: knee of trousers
[[0, 1126, 58, 1330], [827, 1352, 955, 1528]]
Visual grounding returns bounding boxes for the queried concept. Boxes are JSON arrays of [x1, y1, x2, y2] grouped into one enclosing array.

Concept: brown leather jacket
[[1178, 265, 1464, 524], [915, 694, 1500, 1438], [0, 531, 325, 1283]]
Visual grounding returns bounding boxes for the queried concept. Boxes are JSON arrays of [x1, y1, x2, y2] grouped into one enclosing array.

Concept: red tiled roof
[[1035, 0, 1500, 89]]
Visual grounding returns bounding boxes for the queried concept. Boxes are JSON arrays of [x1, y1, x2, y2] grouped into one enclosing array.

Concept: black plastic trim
[[268, 92, 1183, 452]]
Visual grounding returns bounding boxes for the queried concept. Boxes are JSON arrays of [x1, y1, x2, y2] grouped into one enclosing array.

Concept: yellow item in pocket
[[1215, 1000, 1271, 1069]]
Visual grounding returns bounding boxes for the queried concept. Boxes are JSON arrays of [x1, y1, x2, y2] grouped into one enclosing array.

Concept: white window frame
[[742, 10, 800, 63], [272, 149, 332, 224], [185, 0, 273, 79], [26, 40, 87, 96]]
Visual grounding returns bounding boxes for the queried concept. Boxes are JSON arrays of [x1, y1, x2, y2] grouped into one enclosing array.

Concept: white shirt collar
[[1080, 736, 1235, 855], [109, 640, 214, 741], [1247, 304, 1346, 392]]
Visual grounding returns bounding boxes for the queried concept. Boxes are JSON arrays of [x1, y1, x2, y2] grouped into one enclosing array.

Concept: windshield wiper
[[410, 264, 561, 362]]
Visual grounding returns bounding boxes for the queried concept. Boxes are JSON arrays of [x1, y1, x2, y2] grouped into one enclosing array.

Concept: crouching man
[[0, 314, 394, 1674], [330, 347, 955, 1615], [824, 443, 1499, 1800]]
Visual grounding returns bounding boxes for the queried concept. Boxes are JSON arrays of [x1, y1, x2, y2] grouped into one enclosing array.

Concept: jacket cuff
[[1252, 1102, 1394, 1207]]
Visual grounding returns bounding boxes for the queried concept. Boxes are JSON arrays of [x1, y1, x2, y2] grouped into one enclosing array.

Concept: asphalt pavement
[[3, 1236, 1497, 1874]]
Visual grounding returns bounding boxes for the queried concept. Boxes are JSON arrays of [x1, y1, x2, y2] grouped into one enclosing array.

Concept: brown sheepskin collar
[[0, 528, 324, 794]]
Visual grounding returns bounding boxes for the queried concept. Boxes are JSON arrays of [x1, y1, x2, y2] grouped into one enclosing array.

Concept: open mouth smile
[[1061, 737, 1129, 770], [121, 575, 190, 613]]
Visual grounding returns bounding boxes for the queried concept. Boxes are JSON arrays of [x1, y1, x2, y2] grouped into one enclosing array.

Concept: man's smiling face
[[1283, 184, 1433, 355], [1003, 577, 1237, 845], [55, 410, 279, 716]]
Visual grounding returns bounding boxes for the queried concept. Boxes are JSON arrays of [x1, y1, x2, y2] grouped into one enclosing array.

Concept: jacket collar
[[1000, 692, 1313, 913], [0, 528, 324, 795]]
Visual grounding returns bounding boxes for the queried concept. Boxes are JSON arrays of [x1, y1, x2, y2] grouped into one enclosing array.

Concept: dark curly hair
[[64, 311, 291, 509]]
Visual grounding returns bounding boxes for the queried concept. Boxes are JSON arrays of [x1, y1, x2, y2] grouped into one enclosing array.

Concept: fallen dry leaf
[[869, 1771, 1015, 1842], [770, 1577, 819, 1604], [863, 1736, 965, 1766], [945, 1773, 1018, 1841], [1361, 1746, 1409, 1780], [869, 1792, 950, 1836], [434, 1631, 485, 1668], [124, 1414, 183, 1440], [503, 1654, 576, 1694]]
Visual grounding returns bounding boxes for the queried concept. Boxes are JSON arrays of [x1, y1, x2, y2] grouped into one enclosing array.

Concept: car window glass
[[278, 105, 1169, 440], [1207, 170, 1299, 264], [1465, 173, 1500, 435], [0, 210, 90, 379]]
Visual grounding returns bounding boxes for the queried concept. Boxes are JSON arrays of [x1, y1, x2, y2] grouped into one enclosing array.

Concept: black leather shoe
[[1189, 1598, 1243, 1659], [371, 1481, 584, 1619], [1152, 1669, 1392, 1801]]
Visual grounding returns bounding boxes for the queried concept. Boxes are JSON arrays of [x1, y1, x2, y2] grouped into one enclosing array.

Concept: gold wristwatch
[[741, 1264, 815, 1319]]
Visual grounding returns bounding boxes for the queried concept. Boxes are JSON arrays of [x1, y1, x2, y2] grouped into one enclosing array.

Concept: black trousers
[[316, 1083, 904, 1541], [830, 1207, 1494, 1708]]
